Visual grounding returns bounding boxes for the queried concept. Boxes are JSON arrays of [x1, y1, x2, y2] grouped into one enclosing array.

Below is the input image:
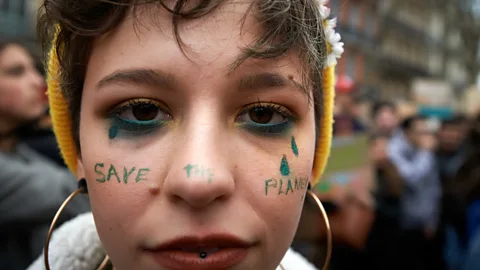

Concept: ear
[[76, 158, 86, 180]]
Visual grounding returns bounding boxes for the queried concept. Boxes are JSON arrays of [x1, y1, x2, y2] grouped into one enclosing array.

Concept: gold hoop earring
[[44, 179, 110, 270], [307, 189, 332, 270], [279, 190, 332, 270]]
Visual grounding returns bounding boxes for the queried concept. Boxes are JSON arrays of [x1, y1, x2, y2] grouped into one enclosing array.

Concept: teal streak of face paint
[[109, 125, 118, 139], [280, 155, 290, 176], [108, 117, 167, 139], [238, 121, 293, 137], [291, 136, 299, 157]]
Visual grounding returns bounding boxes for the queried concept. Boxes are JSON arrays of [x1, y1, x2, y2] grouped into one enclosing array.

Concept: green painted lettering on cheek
[[280, 155, 290, 176], [136, 168, 150, 183], [278, 179, 284, 195], [123, 167, 136, 184], [285, 178, 295, 194], [264, 177, 309, 196], [265, 178, 277, 195], [291, 136, 299, 157], [107, 165, 121, 183], [94, 163, 106, 182]]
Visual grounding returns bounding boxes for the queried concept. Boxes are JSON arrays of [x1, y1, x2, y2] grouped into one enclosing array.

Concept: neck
[[0, 137, 17, 152], [0, 118, 19, 152]]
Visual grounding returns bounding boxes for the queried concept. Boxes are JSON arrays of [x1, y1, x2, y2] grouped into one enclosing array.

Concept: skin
[[77, 3, 316, 270], [405, 119, 434, 150], [374, 107, 398, 136], [0, 44, 45, 136], [438, 124, 466, 152]]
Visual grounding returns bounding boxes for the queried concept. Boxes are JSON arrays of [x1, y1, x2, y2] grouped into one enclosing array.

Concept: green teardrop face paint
[[280, 155, 290, 176], [291, 136, 299, 157]]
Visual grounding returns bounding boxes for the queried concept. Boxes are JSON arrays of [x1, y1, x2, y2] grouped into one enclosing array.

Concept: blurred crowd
[[0, 40, 90, 270], [1, 39, 480, 270], [295, 76, 480, 270]]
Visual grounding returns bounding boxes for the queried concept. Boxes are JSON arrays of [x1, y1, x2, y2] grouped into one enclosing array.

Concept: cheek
[[244, 136, 314, 251], [81, 148, 163, 258], [0, 81, 25, 112]]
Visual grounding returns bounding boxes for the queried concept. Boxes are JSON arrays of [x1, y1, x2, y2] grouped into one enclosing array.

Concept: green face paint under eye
[[239, 121, 293, 137], [108, 117, 168, 139]]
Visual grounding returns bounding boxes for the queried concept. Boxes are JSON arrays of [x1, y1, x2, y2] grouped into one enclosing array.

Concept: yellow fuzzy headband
[[46, 1, 343, 186]]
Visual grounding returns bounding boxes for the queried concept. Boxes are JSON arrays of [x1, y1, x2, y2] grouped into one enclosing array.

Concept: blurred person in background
[[435, 115, 469, 270], [443, 113, 480, 270], [0, 40, 90, 270], [333, 76, 366, 136], [365, 133, 403, 270], [371, 101, 399, 138], [387, 115, 441, 270], [20, 106, 68, 167], [437, 115, 468, 186]]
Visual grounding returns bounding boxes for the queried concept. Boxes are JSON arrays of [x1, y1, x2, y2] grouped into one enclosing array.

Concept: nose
[[162, 117, 235, 209], [29, 67, 46, 92]]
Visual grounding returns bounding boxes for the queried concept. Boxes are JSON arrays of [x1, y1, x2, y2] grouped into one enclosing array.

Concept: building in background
[[330, 0, 381, 100], [376, 0, 442, 100], [330, 0, 475, 107], [0, 0, 42, 58]]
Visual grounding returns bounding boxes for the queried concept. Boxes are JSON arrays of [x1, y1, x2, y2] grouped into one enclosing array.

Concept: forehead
[[85, 1, 306, 96], [0, 45, 31, 67], [90, 1, 260, 69]]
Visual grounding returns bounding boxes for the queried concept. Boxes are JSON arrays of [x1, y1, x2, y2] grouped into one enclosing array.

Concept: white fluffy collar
[[28, 212, 317, 270]]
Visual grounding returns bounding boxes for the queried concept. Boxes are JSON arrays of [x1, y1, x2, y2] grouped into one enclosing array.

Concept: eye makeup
[[107, 98, 172, 139], [236, 102, 297, 137]]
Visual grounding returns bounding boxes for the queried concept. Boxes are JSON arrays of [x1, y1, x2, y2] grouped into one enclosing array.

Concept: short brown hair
[[38, 0, 328, 150]]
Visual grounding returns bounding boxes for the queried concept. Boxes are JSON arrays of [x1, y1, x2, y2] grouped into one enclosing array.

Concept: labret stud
[[199, 252, 207, 259]]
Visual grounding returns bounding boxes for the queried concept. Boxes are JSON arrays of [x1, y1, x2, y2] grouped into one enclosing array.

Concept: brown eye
[[132, 103, 159, 121], [115, 99, 172, 123], [248, 107, 274, 124]]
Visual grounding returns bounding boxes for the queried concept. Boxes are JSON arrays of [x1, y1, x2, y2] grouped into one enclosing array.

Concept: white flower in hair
[[319, 5, 331, 20], [319, 0, 344, 67]]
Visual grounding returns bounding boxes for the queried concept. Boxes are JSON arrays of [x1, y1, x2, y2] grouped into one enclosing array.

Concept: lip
[[143, 234, 252, 270]]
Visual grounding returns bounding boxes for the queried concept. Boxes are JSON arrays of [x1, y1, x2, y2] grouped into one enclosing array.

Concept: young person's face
[[0, 44, 45, 129], [78, 3, 316, 270], [375, 107, 398, 135]]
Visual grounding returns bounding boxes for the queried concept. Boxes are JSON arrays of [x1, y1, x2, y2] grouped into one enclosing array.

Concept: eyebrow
[[237, 72, 305, 93], [96, 68, 177, 90], [96, 68, 305, 94]]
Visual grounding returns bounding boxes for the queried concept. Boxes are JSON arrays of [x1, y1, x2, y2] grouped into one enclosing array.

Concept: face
[[438, 124, 465, 152], [406, 119, 429, 147], [0, 44, 45, 128], [375, 107, 398, 135], [78, 3, 316, 270]]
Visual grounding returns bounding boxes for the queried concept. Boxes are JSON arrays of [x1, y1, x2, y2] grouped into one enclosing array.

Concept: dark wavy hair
[[37, 0, 329, 150]]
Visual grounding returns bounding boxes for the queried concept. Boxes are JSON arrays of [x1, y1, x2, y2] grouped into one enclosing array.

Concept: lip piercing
[[199, 252, 207, 259]]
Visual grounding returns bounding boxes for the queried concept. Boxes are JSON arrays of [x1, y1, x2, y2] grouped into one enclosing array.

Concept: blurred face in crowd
[[375, 106, 398, 136], [335, 93, 356, 116], [438, 122, 466, 152], [76, 3, 317, 269], [405, 118, 431, 148], [0, 44, 45, 132]]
